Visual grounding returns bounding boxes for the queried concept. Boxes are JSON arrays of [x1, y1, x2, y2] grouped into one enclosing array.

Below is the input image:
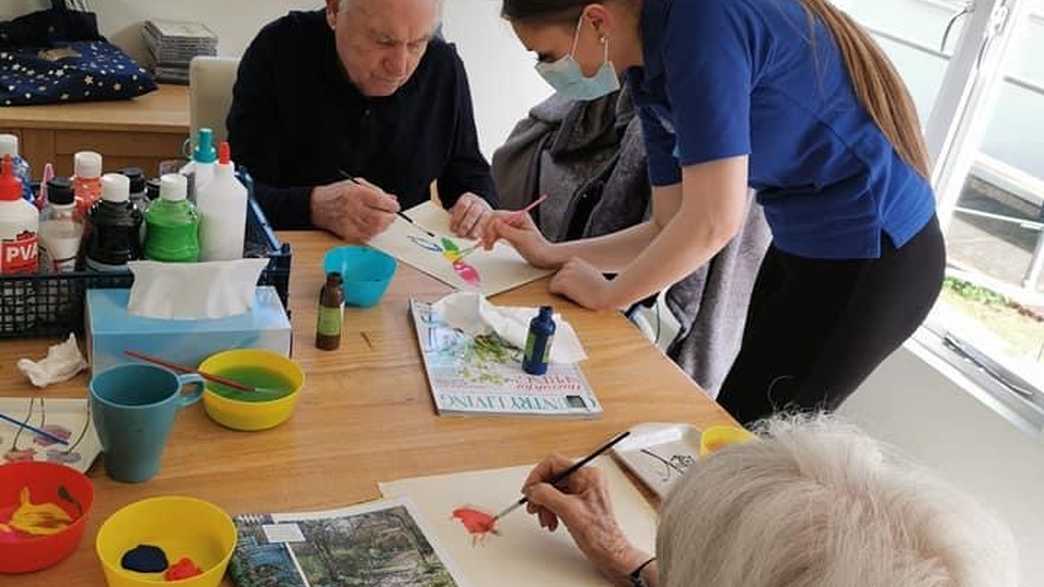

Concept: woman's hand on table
[[522, 454, 653, 587], [549, 258, 620, 311], [481, 211, 562, 269]]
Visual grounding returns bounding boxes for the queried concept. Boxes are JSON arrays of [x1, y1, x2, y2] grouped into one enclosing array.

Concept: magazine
[[410, 300, 601, 418]]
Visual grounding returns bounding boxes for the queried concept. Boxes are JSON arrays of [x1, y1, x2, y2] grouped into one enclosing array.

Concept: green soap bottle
[[144, 173, 200, 263]]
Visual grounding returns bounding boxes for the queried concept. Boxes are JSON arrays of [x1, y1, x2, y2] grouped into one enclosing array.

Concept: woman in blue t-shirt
[[484, 0, 946, 425]]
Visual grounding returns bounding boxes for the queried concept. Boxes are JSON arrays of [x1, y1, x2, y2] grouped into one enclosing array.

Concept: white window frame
[[905, 0, 1044, 431]]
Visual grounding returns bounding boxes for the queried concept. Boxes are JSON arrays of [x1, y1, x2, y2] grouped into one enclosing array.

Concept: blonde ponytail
[[801, 0, 931, 178]]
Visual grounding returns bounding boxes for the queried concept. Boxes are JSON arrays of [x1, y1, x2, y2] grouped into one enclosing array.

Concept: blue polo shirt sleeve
[[654, 0, 755, 185], [637, 103, 684, 186]]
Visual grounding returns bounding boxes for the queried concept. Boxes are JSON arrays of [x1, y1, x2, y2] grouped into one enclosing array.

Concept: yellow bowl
[[699, 425, 756, 457], [95, 496, 236, 587], [199, 349, 305, 431]]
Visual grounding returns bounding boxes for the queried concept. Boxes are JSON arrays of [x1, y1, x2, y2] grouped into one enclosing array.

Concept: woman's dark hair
[[501, 0, 600, 24]]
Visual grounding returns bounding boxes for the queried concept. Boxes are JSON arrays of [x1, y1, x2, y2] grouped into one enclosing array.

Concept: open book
[[410, 300, 601, 418]]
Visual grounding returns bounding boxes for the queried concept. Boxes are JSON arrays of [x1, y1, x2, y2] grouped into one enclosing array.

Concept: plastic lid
[[0, 134, 18, 158], [0, 155, 22, 201], [47, 177, 74, 205], [74, 151, 103, 179], [118, 167, 146, 193], [159, 173, 188, 201], [193, 128, 217, 164], [218, 141, 232, 166], [101, 173, 131, 203]]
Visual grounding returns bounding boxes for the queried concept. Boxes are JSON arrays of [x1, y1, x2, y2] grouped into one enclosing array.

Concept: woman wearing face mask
[[484, 0, 946, 425]]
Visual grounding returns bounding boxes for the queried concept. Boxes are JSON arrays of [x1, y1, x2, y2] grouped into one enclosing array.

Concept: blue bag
[[0, 0, 157, 106]]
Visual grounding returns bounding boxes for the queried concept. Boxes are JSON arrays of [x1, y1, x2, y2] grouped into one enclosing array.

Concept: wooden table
[[0, 231, 734, 586], [0, 85, 189, 180]]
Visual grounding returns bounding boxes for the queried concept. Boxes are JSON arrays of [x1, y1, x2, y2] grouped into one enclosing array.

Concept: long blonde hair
[[800, 0, 931, 177]]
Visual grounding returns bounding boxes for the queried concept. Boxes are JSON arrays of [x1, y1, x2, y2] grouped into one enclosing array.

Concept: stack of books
[[142, 19, 218, 85]]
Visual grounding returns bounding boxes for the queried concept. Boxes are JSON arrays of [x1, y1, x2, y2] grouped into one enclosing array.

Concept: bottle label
[[317, 304, 344, 337], [0, 230, 38, 274], [542, 334, 554, 363]]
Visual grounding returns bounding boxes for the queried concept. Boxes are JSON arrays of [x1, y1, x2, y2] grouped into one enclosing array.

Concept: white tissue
[[17, 333, 88, 388], [127, 258, 269, 320], [432, 292, 588, 364]]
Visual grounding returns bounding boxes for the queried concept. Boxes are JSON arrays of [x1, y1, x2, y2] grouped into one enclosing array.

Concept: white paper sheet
[[368, 202, 552, 296], [380, 457, 657, 586]]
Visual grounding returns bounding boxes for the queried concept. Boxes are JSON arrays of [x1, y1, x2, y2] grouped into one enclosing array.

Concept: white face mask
[[534, 14, 621, 101]]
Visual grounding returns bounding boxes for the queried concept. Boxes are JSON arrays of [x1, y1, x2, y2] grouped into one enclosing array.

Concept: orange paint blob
[[452, 507, 500, 544]]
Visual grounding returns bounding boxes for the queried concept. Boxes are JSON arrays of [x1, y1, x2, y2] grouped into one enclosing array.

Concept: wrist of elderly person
[[608, 545, 654, 585]]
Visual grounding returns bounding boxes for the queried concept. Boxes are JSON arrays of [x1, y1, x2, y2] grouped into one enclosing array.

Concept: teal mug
[[89, 364, 204, 483]]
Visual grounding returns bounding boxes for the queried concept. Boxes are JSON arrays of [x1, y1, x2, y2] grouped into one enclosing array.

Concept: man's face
[[326, 0, 439, 98]]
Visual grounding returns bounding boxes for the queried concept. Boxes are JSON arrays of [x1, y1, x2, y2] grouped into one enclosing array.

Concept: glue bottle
[[85, 174, 144, 272], [0, 155, 39, 275], [197, 142, 247, 261], [0, 155, 38, 333], [38, 177, 83, 273], [73, 150, 103, 217], [183, 128, 217, 202], [144, 174, 200, 263], [0, 134, 33, 202], [316, 272, 345, 351], [523, 306, 556, 376]]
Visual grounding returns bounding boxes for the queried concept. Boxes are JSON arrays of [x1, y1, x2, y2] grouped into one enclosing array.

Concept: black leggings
[[717, 216, 946, 426]]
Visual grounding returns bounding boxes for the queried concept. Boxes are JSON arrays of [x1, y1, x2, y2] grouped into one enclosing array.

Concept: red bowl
[[0, 461, 94, 574]]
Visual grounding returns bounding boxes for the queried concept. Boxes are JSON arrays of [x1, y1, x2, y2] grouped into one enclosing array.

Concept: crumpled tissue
[[17, 333, 88, 388], [127, 258, 269, 320], [432, 292, 588, 363]]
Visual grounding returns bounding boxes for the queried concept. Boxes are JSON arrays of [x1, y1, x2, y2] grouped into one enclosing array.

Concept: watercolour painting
[[0, 398, 100, 473]]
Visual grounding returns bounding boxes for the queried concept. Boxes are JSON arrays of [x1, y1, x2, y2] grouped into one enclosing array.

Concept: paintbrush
[[456, 194, 551, 260], [123, 351, 284, 396], [492, 431, 631, 524], [338, 169, 437, 238], [0, 412, 70, 446]]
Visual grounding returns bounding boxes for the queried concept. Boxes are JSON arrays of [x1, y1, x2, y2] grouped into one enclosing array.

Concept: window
[[838, 0, 1044, 427]]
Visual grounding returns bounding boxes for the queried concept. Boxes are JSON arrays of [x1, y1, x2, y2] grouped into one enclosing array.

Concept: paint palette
[[611, 423, 701, 498], [0, 398, 101, 474]]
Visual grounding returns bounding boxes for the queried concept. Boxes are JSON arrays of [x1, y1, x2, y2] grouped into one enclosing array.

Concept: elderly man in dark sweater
[[228, 0, 497, 241]]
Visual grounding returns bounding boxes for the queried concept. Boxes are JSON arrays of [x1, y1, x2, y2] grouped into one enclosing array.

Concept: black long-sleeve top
[[227, 10, 497, 229]]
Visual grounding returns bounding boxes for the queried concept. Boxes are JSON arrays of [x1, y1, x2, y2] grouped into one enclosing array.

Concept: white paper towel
[[127, 259, 269, 320], [432, 292, 588, 363], [17, 333, 88, 388]]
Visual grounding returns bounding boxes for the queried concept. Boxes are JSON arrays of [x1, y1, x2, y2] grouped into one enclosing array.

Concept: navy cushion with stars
[[0, 41, 157, 106]]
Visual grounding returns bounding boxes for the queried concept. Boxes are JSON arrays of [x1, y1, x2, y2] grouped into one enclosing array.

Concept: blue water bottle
[[523, 306, 556, 376]]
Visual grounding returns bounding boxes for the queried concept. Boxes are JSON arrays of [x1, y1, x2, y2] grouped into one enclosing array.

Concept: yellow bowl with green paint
[[699, 425, 756, 457], [95, 496, 236, 587], [199, 349, 304, 431]]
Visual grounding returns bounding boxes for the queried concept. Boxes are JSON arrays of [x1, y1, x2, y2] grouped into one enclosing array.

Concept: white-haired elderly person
[[228, 0, 497, 241], [523, 416, 1018, 587]]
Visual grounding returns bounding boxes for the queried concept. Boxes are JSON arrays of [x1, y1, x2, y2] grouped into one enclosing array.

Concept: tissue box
[[86, 286, 292, 374]]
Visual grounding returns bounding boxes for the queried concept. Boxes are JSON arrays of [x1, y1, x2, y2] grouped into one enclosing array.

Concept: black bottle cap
[[47, 176, 74, 205], [118, 167, 146, 193], [145, 177, 161, 201]]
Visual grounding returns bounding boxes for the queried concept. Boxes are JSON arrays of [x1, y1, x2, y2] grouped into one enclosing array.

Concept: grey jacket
[[492, 86, 771, 397]]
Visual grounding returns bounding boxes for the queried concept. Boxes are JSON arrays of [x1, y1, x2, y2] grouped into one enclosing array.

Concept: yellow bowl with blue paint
[[323, 245, 397, 308], [95, 496, 235, 587], [699, 425, 756, 457], [199, 349, 304, 432]]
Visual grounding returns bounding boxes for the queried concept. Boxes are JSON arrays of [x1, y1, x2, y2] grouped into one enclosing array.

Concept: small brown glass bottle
[[316, 272, 345, 351]]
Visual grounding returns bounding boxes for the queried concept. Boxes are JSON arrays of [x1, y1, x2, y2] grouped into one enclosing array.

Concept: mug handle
[[176, 373, 206, 408]]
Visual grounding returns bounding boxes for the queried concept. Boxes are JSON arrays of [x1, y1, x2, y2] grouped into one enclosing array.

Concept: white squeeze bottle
[[0, 155, 39, 275], [185, 128, 217, 202], [197, 141, 247, 261]]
